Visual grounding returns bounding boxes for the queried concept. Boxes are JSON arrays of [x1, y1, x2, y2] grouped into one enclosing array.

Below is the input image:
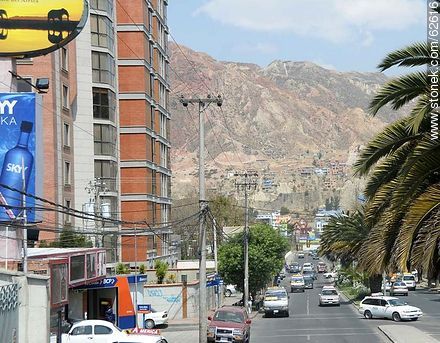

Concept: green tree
[[353, 40, 440, 279], [116, 263, 130, 274], [50, 227, 93, 248], [218, 224, 290, 298], [155, 260, 168, 284], [280, 206, 290, 215]]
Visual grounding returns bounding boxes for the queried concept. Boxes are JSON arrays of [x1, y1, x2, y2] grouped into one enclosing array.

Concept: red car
[[207, 306, 252, 343], [317, 262, 327, 273]]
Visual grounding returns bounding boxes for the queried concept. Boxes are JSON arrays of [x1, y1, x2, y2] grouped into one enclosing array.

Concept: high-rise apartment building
[[14, 0, 174, 267]]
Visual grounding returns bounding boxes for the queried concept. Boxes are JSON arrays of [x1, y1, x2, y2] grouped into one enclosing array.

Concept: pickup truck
[[52, 320, 168, 343]]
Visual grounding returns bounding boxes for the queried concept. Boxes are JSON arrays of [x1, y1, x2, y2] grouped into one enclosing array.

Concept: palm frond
[[369, 72, 428, 116], [394, 184, 440, 270], [378, 42, 434, 71], [353, 117, 421, 176], [407, 95, 432, 134]]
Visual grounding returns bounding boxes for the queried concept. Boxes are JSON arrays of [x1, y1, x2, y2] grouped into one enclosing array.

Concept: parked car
[[298, 253, 305, 259], [303, 275, 314, 289], [359, 296, 422, 321], [57, 320, 168, 343], [263, 287, 290, 317], [225, 284, 237, 297], [402, 273, 417, 291], [319, 286, 340, 306], [290, 275, 305, 293], [389, 282, 408, 296], [144, 308, 168, 329], [207, 306, 251, 343]]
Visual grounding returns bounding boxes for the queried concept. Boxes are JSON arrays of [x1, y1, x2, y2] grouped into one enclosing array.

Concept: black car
[[303, 275, 314, 289], [289, 264, 301, 273]]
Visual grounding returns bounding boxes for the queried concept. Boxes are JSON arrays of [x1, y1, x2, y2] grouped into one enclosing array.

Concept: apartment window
[[63, 123, 71, 147], [159, 83, 166, 108], [62, 85, 69, 109], [90, 14, 114, 50], [61, 47, 68, 71], [151, 137, 156, 161], [92, 51, 115, 87], [160, 174, 168, 197], [90, 0, 113, 16], [159, 54, 166, 78], [65, 200, 72, 224], [160, 144, 167, 168], [17, 78, 32, 92], [94, 160, 118, 184], [93, 88, 116, 122], [152, 170, 157, 195], [159, 114, 167, 138], [64, 161, 71, 185], [94, 124, 117, 157]]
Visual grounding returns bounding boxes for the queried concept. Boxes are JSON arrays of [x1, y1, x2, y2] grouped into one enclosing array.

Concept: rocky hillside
[[169, 44, 393, 210]]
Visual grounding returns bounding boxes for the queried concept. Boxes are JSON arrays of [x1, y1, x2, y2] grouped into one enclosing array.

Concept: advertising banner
[[0, 0, 88, 58], [0, 93, 36, 223]]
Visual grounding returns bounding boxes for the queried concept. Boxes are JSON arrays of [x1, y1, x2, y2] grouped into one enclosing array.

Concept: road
[[251, 254, 388, 343]]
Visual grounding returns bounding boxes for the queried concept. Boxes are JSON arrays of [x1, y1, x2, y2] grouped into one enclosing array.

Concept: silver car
[[390, 281, 408, 296], [319, 286, 340, 306]]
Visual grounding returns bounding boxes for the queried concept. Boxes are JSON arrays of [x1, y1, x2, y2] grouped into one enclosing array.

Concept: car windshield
[[292, 277, 303, 282], [388, 299, 407, 306], [214, 311, 244, 323], [322, 290, 337, 295], [394, 282, 406, 286], [403, 275, 415, 281]]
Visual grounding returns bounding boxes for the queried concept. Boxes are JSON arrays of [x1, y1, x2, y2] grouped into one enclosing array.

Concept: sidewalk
[[379, 325, 440, 343]]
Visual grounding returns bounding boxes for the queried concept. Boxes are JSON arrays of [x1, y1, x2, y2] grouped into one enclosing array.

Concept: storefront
[[73, 274, 147, 329]]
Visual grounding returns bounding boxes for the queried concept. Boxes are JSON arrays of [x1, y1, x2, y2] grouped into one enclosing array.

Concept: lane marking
[[306, 293, 310, 315], [307, 334, 310, 341], [252, 328, 372, 332], [256, 333, 380, 338]]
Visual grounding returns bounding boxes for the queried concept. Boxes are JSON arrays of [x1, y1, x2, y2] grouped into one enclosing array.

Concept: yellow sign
[[0, 0, 88, 57]]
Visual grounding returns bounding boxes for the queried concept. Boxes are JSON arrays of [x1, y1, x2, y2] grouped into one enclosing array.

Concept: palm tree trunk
[[369, 274, 383, 293]]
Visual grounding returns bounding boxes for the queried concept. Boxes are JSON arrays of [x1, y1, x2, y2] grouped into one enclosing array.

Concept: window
[[70, 255, 85, 282], [94, 325, 112, 335], [151, 137, 156, 161], [86, 254, 96, 279], [94, 124, 117, 157], [379, 300, 388, 307], [90, 0, 114, 16], [64, 161, 71, 185], [159, 83, 166, 108], [90, 14, 114, 50], [152, 170, 157, 195], [17, 77, 32, 92], [94, 160, 118, 183], [62, 85, 69, 109], [160, 144, 167, 168], [160, 174, 168, 197], [92, 51, 115, 86], [63, 123, 70, 147], [159, 114, 167, 138], [93, 88, 116, 121], [161, 204, 169, 224], [71, 326, 92, 335], [65, 200, 72, 223], [61, 47, 68, 71]]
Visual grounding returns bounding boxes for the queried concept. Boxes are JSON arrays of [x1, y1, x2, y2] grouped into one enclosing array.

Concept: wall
[[143, 281, 217, 320], [0, 270, 50, 343]]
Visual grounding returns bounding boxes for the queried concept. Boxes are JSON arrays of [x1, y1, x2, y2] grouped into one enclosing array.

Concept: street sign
[[137, 304, 151, 314], [129, 327, 160, 335]]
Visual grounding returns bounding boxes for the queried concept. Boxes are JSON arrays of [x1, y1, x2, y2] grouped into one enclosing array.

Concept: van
[[402, 273, 416, 291], [263, 287, 289, 317]]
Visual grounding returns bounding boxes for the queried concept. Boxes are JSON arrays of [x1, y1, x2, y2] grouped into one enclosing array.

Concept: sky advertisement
[[0, 93, 37, 223]]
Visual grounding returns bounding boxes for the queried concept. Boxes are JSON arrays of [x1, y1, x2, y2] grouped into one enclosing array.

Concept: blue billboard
[[0, 93, 37, 222]]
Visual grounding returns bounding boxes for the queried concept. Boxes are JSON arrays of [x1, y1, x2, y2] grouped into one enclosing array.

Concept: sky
[[168, 0, 427, 74]]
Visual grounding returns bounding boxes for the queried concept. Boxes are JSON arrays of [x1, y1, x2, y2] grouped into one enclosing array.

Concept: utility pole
[[85, 178, 108, 248], [213, 217, 219, 309], [235, 171, 258, 314], [180, 95, 223, 343]]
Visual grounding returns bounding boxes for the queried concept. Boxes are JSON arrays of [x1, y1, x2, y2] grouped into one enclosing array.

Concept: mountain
[[169, 44, 393, 211]]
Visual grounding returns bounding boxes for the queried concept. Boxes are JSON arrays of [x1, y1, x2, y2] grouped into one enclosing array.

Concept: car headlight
[[233, 329, 243, 336]]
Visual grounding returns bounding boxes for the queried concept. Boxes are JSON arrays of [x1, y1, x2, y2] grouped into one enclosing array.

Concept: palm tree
[[354, 41, 440, 279]]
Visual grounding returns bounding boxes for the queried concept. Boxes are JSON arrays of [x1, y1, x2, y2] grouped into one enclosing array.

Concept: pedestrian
[[105, 304, 115, 324]]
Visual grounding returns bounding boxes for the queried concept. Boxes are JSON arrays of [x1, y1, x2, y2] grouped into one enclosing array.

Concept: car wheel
[[364, 310, 373, 319], [225, 289, 232, 297], [145, 319, 155, 329], [392, 312, 401, 322]]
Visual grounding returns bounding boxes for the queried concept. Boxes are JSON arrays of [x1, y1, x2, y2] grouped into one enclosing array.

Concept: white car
[[144, 308, 169, 328], [319, 286, 340, 306], [57, 320, 168, 342], [224, 284, 237, 297], [402, 273, 417, 291], [390, 281, 408, 296], [323, 271, 338, 279], [302, 263, 313, 272], [359, 296, 423, 322]]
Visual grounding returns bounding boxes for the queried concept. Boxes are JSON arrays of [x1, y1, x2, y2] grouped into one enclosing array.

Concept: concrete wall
[[143, 282, 217, 320], [0, 270, 50, 343]]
